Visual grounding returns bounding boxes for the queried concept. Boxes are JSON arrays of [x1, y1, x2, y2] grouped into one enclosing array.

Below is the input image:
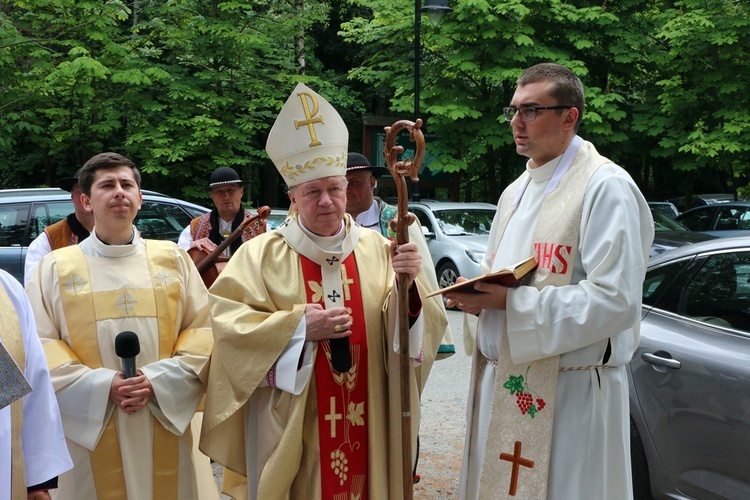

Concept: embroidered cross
[[326, 256, 339, 266], [327, 290, 341, 303], [340, 266, 353, 301], [324, 396, 342, 438], [115, 290, 138, 315], [152, 269, 176, 288], [499, 440, 535, 496], [62, 274, 88, 295]]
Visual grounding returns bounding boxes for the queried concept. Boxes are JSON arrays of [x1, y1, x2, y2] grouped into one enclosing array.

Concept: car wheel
[[437, 262, 459, 310], [630, 418, 653, 500]]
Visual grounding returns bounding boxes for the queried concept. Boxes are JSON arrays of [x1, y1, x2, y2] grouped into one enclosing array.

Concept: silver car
[[0, 188, 208, 283], [408, 200, 497, 288], [630, 236, 750, 498]]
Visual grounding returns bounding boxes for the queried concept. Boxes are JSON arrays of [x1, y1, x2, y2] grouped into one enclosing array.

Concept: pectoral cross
[[499, 440, 535, 496]]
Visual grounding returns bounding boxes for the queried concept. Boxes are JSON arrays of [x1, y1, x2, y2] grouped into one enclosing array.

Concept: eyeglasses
[[503, 105, 574, 122]]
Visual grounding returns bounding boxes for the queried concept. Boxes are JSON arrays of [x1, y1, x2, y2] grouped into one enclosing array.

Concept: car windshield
[[653, 210, 688, 231], [433, 209, 495, 236]]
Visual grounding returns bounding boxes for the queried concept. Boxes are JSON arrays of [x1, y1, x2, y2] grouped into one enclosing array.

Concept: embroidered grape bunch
[[330, 449, 349, 486], [503, 369, 546, 418]]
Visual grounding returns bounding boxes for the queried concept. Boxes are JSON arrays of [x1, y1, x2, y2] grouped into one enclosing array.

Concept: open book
[[426, 256, 537, 298], [0, 341, 32, 410]]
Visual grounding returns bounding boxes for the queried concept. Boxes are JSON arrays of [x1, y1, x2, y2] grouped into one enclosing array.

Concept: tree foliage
[[1, 0, 748, 205], [341, 0, 750, 201]]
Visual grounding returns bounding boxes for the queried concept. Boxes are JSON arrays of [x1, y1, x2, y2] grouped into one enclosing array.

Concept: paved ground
[[212, 309, 471, 498]]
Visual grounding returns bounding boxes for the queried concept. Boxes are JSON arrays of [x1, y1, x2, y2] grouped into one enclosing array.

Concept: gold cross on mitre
[[499, 440, 535, 496], [265, 82, 348, 188]]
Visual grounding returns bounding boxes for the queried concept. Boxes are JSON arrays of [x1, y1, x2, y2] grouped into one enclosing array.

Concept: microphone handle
[[329, 337, 351, 372], [121, 357, 137, 379]]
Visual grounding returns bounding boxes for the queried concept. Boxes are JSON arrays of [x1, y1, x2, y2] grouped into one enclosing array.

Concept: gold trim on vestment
[[43, 339, 82, 371], [147, 240, 181, 360], [89, 414, 127, 499], [0, 285, 26, 499], [153, 415, 180, 499], [173, 328, 213, 357], [55, 245, 99, 367]]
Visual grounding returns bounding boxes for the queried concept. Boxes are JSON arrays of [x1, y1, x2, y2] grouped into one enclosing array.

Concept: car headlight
[[465, 249, 485, 264]]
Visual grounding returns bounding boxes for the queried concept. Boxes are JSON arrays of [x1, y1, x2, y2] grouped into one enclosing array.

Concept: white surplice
[[460, 147, 654, 499], [0, 270, 72, 500]]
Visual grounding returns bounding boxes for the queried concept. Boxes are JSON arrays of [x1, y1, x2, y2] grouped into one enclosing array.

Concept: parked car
[[650, 209, 716, 257], [407, 200, 497, 289], [629, 236, 750, 498], [266, 208, 290, 229], [647, 201, 679, 219], [668, 193, 738, 213], [0, 188, 209, 283], [675, 201, 750, 237]]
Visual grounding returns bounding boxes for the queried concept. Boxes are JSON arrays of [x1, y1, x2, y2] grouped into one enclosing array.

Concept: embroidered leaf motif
[[346, 401, 365, 426], [503, 374, 525, 394], [308, 280, 323, 303]]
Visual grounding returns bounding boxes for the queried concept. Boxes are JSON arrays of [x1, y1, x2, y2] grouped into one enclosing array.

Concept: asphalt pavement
[[414, 309, 471, 498]]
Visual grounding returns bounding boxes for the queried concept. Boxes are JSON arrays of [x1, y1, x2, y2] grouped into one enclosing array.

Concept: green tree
[[0, 0, 358, 207], [647, 0, 750, 198], [0, 1, 134, 186], [341, 0, 749, 202]]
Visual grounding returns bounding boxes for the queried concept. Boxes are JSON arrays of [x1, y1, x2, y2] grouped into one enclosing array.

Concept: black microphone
[[115, 331, 140, 378], [330, 338, 351, 372]]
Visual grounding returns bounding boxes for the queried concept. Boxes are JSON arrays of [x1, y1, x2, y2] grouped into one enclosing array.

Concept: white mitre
[[266, 82, 348, 187]]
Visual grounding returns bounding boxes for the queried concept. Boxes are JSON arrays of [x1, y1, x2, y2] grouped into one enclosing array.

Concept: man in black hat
[[178, 167, 265, 257], [344, 152, 395, 233], [23, 169, 94, 286], [346, 151, 456, 355]]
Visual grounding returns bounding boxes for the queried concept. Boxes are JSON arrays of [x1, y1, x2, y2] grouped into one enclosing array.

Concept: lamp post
[[413, 0, 451, 201]]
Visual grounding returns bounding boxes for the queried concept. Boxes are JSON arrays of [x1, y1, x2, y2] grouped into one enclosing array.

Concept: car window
[[412, 208, 434, 233], [677, 208, 714, 231], [28, 203, 49, 242], [714, 206, 750, 231], [47, 201, 73, 226], [642, 259, 694, 310], [652, 210, 688, 231], [432, 209, 495, 236], [0, 203, 30, 247], [26, 201, 74, 242], [135, 202, 194, 242], [682, 252, 750, 331]]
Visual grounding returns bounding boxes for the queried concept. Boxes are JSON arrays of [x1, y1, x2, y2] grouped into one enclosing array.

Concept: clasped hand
[[110, 371, 154, 415], [305, 304, 352, 341]]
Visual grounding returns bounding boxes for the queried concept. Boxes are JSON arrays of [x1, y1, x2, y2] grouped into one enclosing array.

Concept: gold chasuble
[[479, 138, 609, 498], [202, 214, 443, 500], [0, 285, 26, 499]]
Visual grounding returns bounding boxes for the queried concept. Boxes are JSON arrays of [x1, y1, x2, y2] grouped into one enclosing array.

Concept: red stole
[[300, 254, 369, 500]]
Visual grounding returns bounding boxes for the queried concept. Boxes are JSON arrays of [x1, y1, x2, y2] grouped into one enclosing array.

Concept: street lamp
[[413, 0, 451, 201]]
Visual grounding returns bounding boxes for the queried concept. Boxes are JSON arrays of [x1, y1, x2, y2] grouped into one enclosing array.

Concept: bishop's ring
[[334, 324, 343, 333]]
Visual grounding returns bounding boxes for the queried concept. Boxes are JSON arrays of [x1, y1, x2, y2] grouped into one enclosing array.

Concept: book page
[[0, 341, 32, 410], [425, 256, 537, 298]]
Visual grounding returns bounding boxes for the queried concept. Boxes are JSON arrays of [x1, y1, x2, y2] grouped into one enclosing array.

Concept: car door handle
[[641, 352, 681, 369]]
